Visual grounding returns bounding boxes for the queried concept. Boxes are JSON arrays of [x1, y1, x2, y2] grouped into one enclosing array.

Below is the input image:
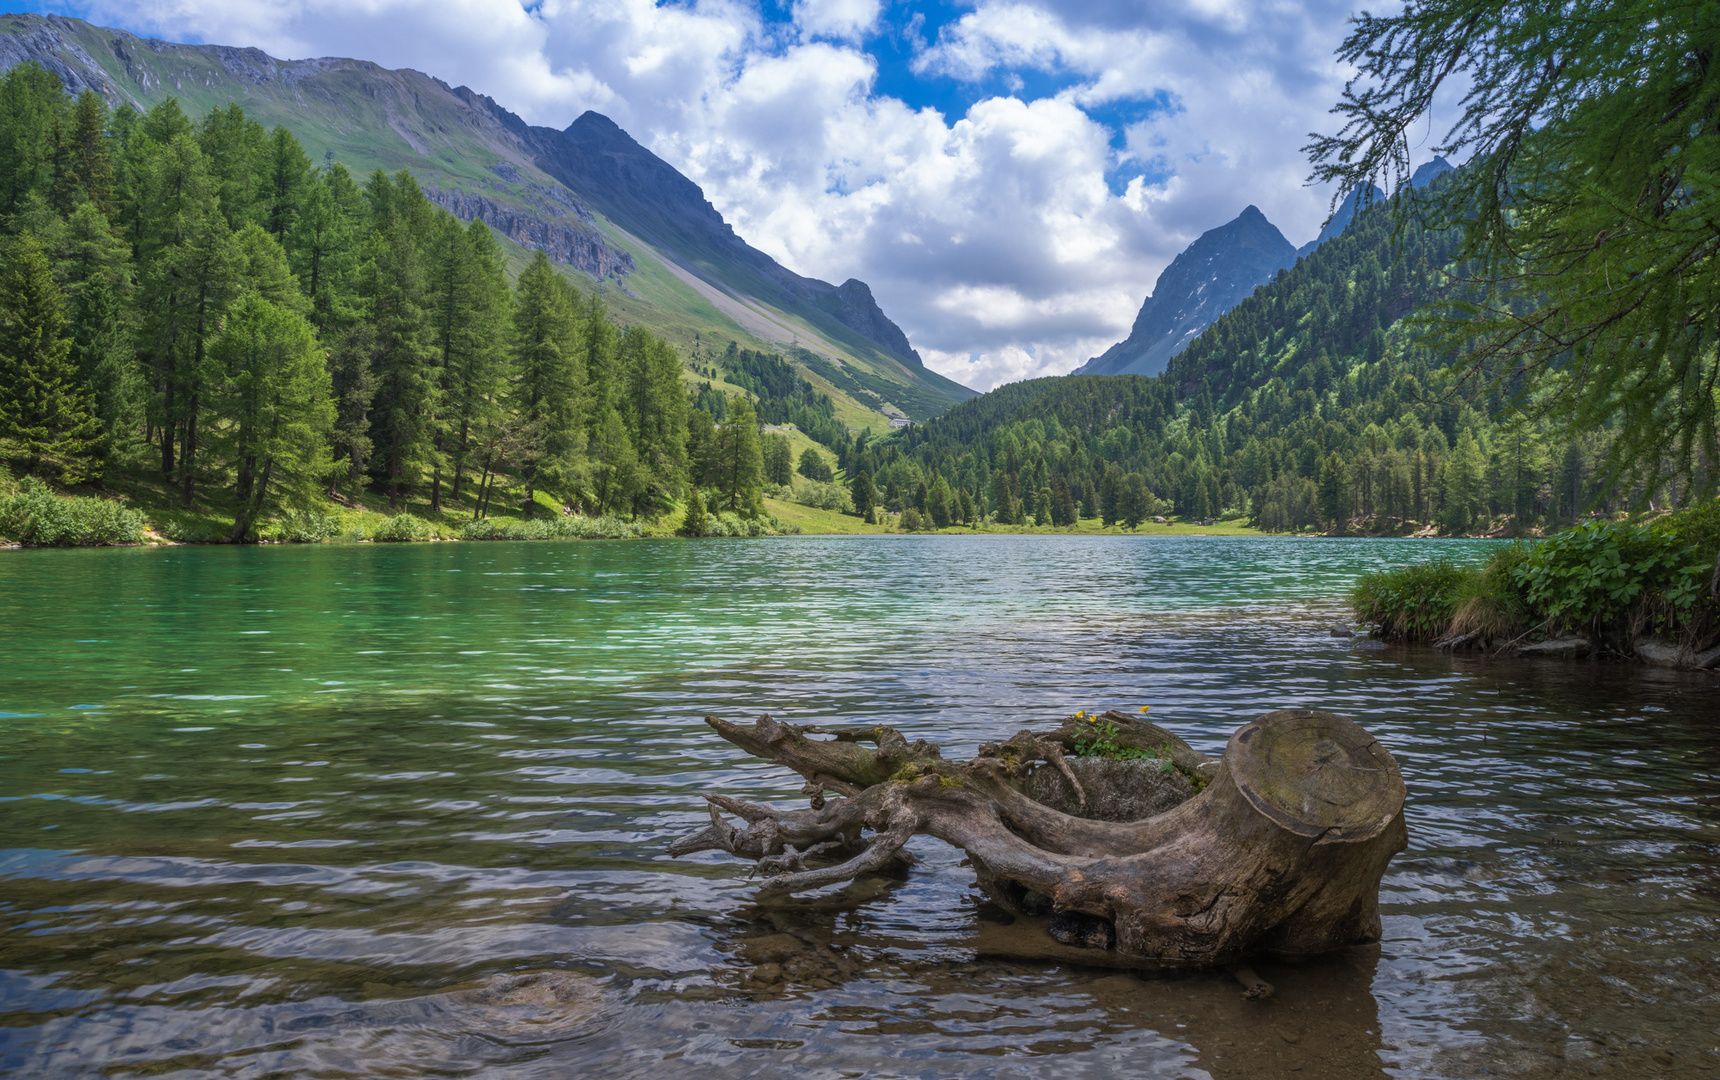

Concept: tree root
[[670, 709, 1407, 967]]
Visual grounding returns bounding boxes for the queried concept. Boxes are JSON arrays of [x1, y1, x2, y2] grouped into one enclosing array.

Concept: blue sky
[[21, 0, 1411, 389]]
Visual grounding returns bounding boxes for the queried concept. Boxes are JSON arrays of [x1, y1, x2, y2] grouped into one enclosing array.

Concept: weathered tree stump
[[670, 707, 1406, 966]]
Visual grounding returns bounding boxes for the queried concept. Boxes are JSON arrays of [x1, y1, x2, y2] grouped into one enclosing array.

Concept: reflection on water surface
[[0, 536, 1717, 1078]]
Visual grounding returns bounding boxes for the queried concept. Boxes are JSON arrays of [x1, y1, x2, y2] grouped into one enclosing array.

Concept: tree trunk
[[671, 708, 1406, 967]]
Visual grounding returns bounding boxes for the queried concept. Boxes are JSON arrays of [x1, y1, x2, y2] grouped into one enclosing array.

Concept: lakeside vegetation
[[1353, 500, 1720, 658]]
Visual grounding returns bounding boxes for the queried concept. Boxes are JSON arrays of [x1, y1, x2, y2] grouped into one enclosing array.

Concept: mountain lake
[[0, 535, 1716, 1078]]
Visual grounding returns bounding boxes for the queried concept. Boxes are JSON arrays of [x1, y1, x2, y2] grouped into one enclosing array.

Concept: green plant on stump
[[1071, 716, 1177, 774]]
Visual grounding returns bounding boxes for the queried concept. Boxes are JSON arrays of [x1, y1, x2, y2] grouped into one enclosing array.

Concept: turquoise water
[[0, 536, 1715, 1078]]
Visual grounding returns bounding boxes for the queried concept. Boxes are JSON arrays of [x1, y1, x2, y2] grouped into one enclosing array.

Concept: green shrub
[[1512, 518, 1706, 633], [900, 507, 926, 531], [0, 477, 147, 546], [157, 515, 226, 543], [371, 513, 436, 542], [795, 480, 853, 513], [460, 515, 643, 541], [1350, 557, 1471, 641], [269, 511, 341, 543]]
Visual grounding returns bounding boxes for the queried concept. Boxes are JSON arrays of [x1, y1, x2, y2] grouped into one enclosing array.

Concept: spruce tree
[[0, 234, 100, 482], [511, 250, 583, 516], [678, 486, 708, 537]]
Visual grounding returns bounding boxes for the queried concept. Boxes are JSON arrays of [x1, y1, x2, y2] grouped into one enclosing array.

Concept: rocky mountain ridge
[[1079, 155, 1457, 380], [1075, 205, 1299, 378]]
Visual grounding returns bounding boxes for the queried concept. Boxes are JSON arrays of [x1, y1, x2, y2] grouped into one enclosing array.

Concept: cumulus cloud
[[49, 0, 1378, 390]]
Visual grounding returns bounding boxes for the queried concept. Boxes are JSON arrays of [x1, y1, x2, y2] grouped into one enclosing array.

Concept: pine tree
[[849, 469, 876, 518], [589, 407, 642, 516], [1049, 476, 1076, 526], [362, 215, 436, 511], [927, 475, 953, 528], [0, 234, 100, 482], [69, 275, 139, 467], [260, 126, 311, 242], [1121, 474, 1149, 529], [763, 433, 793, 486], [134, 132, 234, 502], [798, 446, 833, 482], [428, 216, 511, 511], [0, 63, 65, 215], [618, 325, 688, 515]]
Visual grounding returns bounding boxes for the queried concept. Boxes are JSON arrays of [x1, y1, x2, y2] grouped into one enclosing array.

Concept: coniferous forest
[[0, 62, 816, 542], [860, 179, 1648, 537], [0, 59, 1684, 544]]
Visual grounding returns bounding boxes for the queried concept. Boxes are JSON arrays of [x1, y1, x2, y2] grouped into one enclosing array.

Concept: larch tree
[[510, 250, 584, 516], [208, 291, 333, 541], [1309, 0, 1720, 497]]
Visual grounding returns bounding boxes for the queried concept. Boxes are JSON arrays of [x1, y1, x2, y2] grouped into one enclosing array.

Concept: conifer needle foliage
[[1310, 0, 1720, 496]]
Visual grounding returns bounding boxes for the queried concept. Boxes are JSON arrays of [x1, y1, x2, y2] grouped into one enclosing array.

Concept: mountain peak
[[1411, 156, 1454, 189], [1075, 205, 1297, 378]]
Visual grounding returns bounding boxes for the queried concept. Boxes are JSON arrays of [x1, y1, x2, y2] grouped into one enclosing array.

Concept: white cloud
[[793, 0, 881, 43], [55, 0, 1371, 391]]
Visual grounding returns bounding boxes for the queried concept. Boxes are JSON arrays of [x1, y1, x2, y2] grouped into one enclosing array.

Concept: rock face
[[533, 112, 924, 366], [423, 188, 633, 279], [1076, 206, 1299, 378]]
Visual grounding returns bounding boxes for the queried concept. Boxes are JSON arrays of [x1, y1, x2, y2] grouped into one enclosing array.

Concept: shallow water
[[1, 535, 1717, 1079]]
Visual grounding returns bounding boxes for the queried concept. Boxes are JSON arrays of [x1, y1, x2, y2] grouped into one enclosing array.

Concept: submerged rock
[[1634, 639, 1720, 669], [1518, 637, 1592, 658], [1636, 639, 1684, 667]]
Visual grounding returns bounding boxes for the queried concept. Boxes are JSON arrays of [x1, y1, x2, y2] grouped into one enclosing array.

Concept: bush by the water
[[265, 511, 342, 544], [794, 480, 853, 514], [460, 515, 642, 541], [0, 477, 147, 546], [1353, 500, 1720, 646], [1350, 557, 1471, 641], [371, 514, 438, 542]]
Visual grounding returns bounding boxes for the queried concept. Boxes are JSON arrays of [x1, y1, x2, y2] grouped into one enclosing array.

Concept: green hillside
[[851, 189, 1642, 536], [0, 12, 968, 428]]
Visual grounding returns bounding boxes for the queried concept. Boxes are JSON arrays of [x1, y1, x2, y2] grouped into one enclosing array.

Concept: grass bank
[[1350, 500, 1720, 662]]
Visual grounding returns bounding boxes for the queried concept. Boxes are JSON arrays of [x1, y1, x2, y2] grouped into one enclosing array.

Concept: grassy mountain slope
[[0, 12, 969, 425]]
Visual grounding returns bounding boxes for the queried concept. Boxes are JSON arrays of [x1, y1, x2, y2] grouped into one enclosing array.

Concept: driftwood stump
[[670, 708, 1406, 966]]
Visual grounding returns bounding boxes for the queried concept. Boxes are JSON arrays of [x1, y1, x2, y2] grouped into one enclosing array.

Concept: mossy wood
[[670, 708, 1407, 966]]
